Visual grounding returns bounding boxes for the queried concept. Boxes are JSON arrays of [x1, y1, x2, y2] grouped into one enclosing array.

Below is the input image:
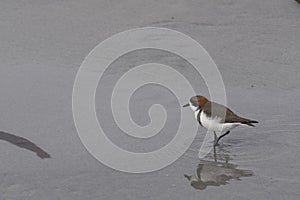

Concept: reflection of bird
[[183, 96, 258, 146], [184, 161, 253, 190], [0, 131, 51, 159]]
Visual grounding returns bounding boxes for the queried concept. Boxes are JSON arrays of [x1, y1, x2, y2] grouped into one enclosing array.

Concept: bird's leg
[[213, 131, 218, 144], [213, 145, 217, 162], [214, 131, 230, 146], [213, 131, 219, 146]]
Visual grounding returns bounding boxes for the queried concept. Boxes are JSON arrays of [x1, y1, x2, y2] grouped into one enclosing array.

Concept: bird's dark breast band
[[197, 110, 203, 127]]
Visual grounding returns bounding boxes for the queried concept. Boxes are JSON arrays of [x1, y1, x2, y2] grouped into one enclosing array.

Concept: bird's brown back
[[201, 101, 257, 125]]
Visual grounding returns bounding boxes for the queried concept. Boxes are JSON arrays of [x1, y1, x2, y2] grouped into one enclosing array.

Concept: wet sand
[[1, 0, 300, 199]]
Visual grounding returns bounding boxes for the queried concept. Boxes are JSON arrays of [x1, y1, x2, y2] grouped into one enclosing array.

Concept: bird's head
[[184, 174, 207, 190], [183, 96, 208, 112]]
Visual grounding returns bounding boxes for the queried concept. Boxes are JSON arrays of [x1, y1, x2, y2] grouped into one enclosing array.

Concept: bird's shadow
[[0, 131, 51, 159], [184, 146, 253, 190]]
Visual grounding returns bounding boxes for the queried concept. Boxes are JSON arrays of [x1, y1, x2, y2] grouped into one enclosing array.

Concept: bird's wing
[[202, 102, 255, 124]]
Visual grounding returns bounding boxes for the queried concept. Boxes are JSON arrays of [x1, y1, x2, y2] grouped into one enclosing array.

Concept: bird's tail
[[242, 119, 258, 127]]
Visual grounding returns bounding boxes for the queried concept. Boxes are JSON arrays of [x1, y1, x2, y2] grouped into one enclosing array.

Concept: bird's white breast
[[198, 111, 240, 132]]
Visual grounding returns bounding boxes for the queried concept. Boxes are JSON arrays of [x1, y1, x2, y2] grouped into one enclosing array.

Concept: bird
[[183, 95, 258, 146]]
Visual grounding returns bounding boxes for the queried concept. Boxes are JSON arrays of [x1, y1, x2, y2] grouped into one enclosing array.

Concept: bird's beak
[[184, 174, 191, 181], [183, 103, 189, 108]]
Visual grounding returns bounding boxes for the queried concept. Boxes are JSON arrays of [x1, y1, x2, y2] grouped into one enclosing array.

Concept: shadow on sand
[[0, 131, 51, 159], [184, 146, 253, 190]]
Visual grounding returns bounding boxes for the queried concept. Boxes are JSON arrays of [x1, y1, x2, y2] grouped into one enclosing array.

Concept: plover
[[183, 96, 258, 146]]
